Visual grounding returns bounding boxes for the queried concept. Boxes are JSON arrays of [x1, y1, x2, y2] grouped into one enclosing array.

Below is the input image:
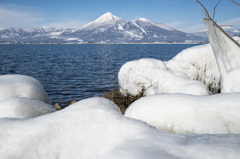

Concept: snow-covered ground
[[0, 97, 240, 159], [0, 97, 55, 119], [125, 93, 240, 134]]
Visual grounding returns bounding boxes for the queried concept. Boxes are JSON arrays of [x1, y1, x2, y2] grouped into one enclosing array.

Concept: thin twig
[[213, 0, 222, 21], [196, 0, 240, 47], [231, 0, 240, 5], [196, 0, 210, 18]]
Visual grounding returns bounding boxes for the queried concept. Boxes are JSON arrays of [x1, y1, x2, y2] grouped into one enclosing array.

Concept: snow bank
[[204, 18, 240, 92], [0, 74, 51, 104], [125, 93, 240, 134], [0, 97, 240, 159], [0, 97, 56, 119], [118, 58, 210, 96]]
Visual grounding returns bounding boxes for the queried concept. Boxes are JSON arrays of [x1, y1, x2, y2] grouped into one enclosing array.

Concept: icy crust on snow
[[0, 97, 56, 119], [1, 97, 240, 159], [125, 93, 240, 134], [204, 19, 240, 92], [166, 44, 221, 93], [0, 74, 51, 104], [118, 58, 210, 96]]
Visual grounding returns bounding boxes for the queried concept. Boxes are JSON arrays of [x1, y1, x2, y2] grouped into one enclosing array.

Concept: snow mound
[[0, 97, 56, 119], [118, 58, 210, 96], [125, 93, 240, 134], [0, 74, 51, 104], [0, 97, 240, 159]]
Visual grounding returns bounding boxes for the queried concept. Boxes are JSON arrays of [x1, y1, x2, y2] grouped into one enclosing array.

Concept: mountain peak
[[96, 12, 122, 23], [101, 12, 114, 17], [138, 18, 150, 22], [80, 12, 127, 31]]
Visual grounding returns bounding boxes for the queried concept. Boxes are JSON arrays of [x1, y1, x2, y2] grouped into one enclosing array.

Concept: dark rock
[[100, 88, 137, 114], [54, 103, 62, 110], [68, 100, 77, 106]]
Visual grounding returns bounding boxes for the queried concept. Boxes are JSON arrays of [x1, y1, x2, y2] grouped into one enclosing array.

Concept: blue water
[[0, 44, 200, 106]]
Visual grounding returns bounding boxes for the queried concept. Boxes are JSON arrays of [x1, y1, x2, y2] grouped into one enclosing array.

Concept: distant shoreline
[[0, 42, 207, 45]]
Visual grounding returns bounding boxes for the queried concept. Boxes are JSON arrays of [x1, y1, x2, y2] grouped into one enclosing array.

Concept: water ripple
[[0, 44, 200, 106]]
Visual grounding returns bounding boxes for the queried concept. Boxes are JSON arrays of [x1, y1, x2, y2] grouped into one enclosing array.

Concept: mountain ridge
[[0, 12, 238, 44]]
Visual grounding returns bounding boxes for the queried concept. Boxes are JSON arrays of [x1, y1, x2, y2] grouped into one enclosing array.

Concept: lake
[[0, 44, 200, 106]]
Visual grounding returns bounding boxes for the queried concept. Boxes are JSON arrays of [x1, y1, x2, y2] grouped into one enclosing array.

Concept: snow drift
[[125, 93, 240, 134], [0, 97, 240, 159], [0, 74, 51, 104], [0, 97, 56, 119]]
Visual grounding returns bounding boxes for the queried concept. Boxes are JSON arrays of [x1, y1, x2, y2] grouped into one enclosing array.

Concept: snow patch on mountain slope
[[124, 31, 143, 39], [132, 20, 147, 34], [138, 18, 173, 31]]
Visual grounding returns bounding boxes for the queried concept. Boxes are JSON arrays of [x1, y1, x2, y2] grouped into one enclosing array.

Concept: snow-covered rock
[[0, 74, 51, 104], [118, 58, 210, 96], [166, 43, 221, 93], [118, 35, 240, 96], [0, 97, 240, 159], [0, 97, 55, 119], [125, 93, 240, 134]]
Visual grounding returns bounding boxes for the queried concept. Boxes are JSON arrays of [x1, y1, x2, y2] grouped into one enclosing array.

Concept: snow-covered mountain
[[78, 12, 127, 32], [0, 12, 213, 43], [106, 18, 202, 43]]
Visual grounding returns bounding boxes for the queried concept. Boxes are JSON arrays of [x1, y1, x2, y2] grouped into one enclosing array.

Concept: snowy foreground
[[125, 93, 240, 134], [0, 97, 240, 159]]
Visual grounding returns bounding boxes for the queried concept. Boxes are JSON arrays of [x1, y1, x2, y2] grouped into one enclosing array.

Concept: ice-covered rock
[[204, 18, 240, 92], [118, 58, 210, 96], [118, 35, 240, 96], [0, 74, 51, 104], [0, 97, 56, 119], [125, 93, 240, 134], [0, 97, 240, 159], [166, 43, 221, 93]]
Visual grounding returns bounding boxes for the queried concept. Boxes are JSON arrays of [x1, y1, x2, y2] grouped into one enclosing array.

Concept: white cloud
[[220, 17, 240, 28], [0, 4, 45, 28], [0, 4, 86, 29], [45, 20, 87, 28], [178, 23, 206, 33], [177, 17, 240, 33]]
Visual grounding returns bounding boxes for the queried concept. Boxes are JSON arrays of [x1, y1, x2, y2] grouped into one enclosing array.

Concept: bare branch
[[231, 0, 240, 6], [196, 0, 240, 48], [213, 0, 222, 20], [196, 0, 210, 18]]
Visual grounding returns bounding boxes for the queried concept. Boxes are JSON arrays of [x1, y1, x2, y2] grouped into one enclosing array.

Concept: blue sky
[[0, 0, 239, 32]]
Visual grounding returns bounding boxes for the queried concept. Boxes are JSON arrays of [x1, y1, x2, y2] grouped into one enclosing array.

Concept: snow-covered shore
[[0, 24, 240, 157], [0, 96, 240, 159]]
